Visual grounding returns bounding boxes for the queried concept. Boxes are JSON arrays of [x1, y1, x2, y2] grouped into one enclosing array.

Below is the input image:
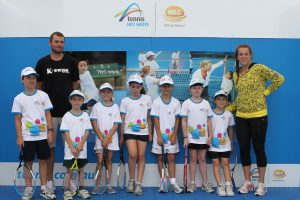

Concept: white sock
[[170, 178, 176, 184], [41, 185, 47, 191], [225, 181, 231, 186]]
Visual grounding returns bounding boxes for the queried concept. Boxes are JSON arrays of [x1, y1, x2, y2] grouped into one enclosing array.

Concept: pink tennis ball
[[137, 119, 141, 124], [217, 133, 222, 138], [197, 124, 201, 129], [75, 137, 80, 142], [104, 130, 109, 135], [35, 119, 41, 125], [165, 128, 170, 134]]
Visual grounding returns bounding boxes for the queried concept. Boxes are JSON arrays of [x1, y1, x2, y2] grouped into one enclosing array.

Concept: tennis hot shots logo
[[273, 169, 286, 180], [164, 6, 186, 22], [163, 5, 186, 27], [115, 3, 149, 27]]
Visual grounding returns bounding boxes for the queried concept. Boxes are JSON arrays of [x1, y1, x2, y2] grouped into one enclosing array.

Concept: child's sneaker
[[46, 180, 56, 193], [63, 191, 73, 200], [170, 183, 183, 194], [201, 182, 214, 193], [157, 183, 164, 193], [40, 188, 56, 200], [225, 183, 235, 196], [187, 183, 197, 193], [106, 186, 116, 194], [77, 189, 90, 199], [127, 180, 135, 193], [238, 181, 254, 194], [22, 187, 33, 200], [134, 183, 143, 196], [217, 184, 226, 196], [254, 183, 267, 196]]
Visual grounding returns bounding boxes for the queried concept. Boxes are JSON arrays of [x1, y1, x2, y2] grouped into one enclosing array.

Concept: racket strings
[[94, 164, 107, 194], [14, 165, 36, 197], [117, 164, 126, 189]]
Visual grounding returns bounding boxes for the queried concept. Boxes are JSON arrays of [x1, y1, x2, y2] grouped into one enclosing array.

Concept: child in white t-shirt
[[12, 67, 56, 200], [90, 83, 122, 194], [208, 90, 235, 197], [60, 90, 92, 200], [181, 78, 214, 193], [120, 74, 152, 196], [150, 75, 183, 194]]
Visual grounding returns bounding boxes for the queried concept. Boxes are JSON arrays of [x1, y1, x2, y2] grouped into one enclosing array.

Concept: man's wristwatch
[[48, 128, 54, 132]]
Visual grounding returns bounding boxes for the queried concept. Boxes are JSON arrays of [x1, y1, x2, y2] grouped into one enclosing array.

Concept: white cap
[[128, 74, 143, 84], [69, 90, 85, 99], [21, 67, 37, 78], [214, 90, 227, 99], [146, 51, 155, 59], [189, 78, 204, 87], [159, 75, 174, 86], [99, 83, 113, 91]]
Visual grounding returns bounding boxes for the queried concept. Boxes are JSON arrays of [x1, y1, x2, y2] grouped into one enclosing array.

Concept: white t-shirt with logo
[[90, 102, 122, 151], [60, 111, 92, 159], [180, 98, 213, 144], [120, 95, 152, 135], [209, 110, 235, 152], [150, 96, 181, 150], [11, 90, 53, 141]]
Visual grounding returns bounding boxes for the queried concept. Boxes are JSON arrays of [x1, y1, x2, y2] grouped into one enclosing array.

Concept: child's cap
[[128, 74, 143, 84], [146, 51, 155, 59], [189, 78, 204, 87], [99, 83, 113, 91], [214, 90, 227, 99], [21, 67, 37, 78], [159, 75, 174, 86], [69, 90, 85, 99]]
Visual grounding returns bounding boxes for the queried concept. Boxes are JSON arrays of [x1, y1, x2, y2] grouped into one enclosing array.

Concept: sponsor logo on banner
[[272, 169, 286, 181], [115, 3, 149, 27], [163, 5, 186, 28], [164, 6, 186, 22]]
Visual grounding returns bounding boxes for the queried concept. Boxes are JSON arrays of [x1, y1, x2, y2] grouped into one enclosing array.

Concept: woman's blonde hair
[[200, 60, 212, 69]]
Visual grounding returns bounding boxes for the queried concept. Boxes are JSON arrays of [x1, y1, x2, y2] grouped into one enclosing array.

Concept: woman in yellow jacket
[[227, 44, 284, 196]]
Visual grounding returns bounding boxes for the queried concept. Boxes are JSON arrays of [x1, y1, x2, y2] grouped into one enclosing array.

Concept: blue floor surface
[[1, 187, 299, 200]]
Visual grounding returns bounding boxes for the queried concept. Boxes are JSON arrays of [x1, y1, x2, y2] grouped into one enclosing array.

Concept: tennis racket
[[63, 158, 80, 196], [93, 149, 109, 194], [230, 151, 238, 191], [160, 144, 170, 193], [183, 147, 188, 193], [14, 150, 36, 199], [117, 145, 126, 190]]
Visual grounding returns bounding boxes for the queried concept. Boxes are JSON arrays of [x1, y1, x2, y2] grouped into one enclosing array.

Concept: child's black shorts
[[208, 151, 231, 159], [23, 139, 50, 161], [63, 158, 88, 169], [124, 134, 149, 142]]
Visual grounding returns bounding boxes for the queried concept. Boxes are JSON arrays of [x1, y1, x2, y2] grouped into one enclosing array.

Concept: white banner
[[1, 0, 300, 38], [1, 162, 299, 187]]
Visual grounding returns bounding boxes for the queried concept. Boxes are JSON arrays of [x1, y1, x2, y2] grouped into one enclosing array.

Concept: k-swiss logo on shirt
[[46, 68, 70, 74]]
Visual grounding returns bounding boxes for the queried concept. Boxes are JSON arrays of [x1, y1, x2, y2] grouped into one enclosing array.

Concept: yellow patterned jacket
[[227, 63, 285, 118]]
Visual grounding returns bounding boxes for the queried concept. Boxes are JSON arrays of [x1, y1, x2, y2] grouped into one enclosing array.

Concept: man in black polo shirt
[[35, 31, 79, 194]]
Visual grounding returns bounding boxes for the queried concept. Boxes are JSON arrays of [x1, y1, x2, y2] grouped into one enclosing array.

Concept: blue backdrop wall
[[0, 37, 299, 164]]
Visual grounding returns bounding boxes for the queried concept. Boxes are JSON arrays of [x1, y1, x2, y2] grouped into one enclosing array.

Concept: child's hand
[[119, 136, 124, 146], [157, 136, 163, 146], [206, 137, 212, 145], [70, 147, 78, 157], [77, 142, 84, 152], [149, 134, 153, 142], [47, 132, 54, 145], [16, 137, 24, 150], [183, 138, 189, 148], [101, 138, 108, 149], [170, 135, 177, 145]]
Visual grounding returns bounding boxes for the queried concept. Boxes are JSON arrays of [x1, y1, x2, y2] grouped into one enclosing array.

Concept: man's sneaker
[[255, 183, 267, 196], [238, 181, 254, 194], [46, 180, 56, 193], [216, 184, 226, 196], [22, 187, 33, 200], [225, 184, 235, 196], [170, 183, 183, 194], [106, 186, 116, 194], [134, 183, 143, 196], [77, 189, 90, 199], [201, 182, 214, 193], [157, 183, 165, 193], [40, 188, 56, 200], [187, 183, 197, 193], [63, 191, 73, 200], [127, 180, 135, 193]]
